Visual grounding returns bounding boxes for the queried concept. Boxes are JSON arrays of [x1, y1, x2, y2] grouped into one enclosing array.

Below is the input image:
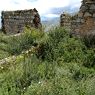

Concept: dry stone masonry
[[1, 8, 42, 34], [60, 0, 95, 35], [60, 13, 71, 30]]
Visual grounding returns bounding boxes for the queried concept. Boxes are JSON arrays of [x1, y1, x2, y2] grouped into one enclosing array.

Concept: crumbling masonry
[[60, 0, 95, 35], [1, 8, 42, 34], [60, 13, 71, 30]]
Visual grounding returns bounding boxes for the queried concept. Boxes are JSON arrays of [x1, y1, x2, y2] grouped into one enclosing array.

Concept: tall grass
[[0, 28, 44, 57]]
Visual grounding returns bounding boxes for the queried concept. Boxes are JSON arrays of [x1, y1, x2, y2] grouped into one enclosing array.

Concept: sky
[[0, 0, 82, 18]]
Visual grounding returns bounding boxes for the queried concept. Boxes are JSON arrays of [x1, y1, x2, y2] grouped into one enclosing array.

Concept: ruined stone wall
[[1, 8, 42, 34], [60, 13, 71, 30], [60, 0, 95, 35]]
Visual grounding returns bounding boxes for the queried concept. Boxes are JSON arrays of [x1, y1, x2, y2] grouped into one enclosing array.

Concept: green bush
[[81, 34, 95, 48], [83, 49, 95, 68], [0, 28, 44, 56], [6, 31, 34, 55], [35, 27, 86, 63]]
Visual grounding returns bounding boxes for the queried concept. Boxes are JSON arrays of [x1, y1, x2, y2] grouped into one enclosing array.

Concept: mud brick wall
[[1, 8, 42, 34], [60, 0, 95, 35]]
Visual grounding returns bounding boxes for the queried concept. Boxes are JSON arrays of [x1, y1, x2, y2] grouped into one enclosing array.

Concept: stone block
[[84, 12, 92, 17], [90, 4, 95, 9]]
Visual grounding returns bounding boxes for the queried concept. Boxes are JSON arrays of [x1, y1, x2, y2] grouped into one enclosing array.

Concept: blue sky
[[0, 0, 82, 18]]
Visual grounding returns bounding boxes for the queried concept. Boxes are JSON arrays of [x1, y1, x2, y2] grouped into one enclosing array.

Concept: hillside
[[42, 17, 60, 31], [0, 27, 95, 95]]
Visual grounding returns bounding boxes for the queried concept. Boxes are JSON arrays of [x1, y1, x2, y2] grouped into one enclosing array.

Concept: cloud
[[44, 14, 59, 18], [27, 0, 38, 2], [0, 0, 82, 15]]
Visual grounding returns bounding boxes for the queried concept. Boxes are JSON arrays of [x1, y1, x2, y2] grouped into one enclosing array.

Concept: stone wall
[[60, 0, 95, 35], [60, 13, 71, 30], [1, 8, 42, 34]]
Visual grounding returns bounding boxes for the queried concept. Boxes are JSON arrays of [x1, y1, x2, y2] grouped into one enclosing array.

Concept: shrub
[[83, 49, 95, 68], [2, 28, 44, 55], [81, 34, 95, 48], [35, 27, 86, 63]]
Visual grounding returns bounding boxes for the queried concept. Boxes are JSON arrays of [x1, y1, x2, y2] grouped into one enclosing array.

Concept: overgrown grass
[[0, 27, 95, 95], [0, 28, 44, 59]]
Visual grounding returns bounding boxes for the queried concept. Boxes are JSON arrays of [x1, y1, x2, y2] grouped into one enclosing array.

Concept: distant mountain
[[42, 17, 59, 25], [41, 6, 79, 31], [42, 17, 60, 31]]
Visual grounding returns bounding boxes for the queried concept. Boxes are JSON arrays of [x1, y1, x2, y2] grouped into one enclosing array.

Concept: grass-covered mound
[[0, 27, 95, 95]]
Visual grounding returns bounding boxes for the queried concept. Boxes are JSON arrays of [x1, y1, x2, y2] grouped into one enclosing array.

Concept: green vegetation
[[0, 27, 95, 95], [0, 28, 44, 59]]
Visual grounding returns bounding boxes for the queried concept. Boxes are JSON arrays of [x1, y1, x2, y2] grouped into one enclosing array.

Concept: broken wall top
[[1, 8, 39, 19]]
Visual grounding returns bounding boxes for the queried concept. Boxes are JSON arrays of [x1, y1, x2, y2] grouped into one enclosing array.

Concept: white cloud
[[44, 14, 59, 18], [0, 0, 82, 15]]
